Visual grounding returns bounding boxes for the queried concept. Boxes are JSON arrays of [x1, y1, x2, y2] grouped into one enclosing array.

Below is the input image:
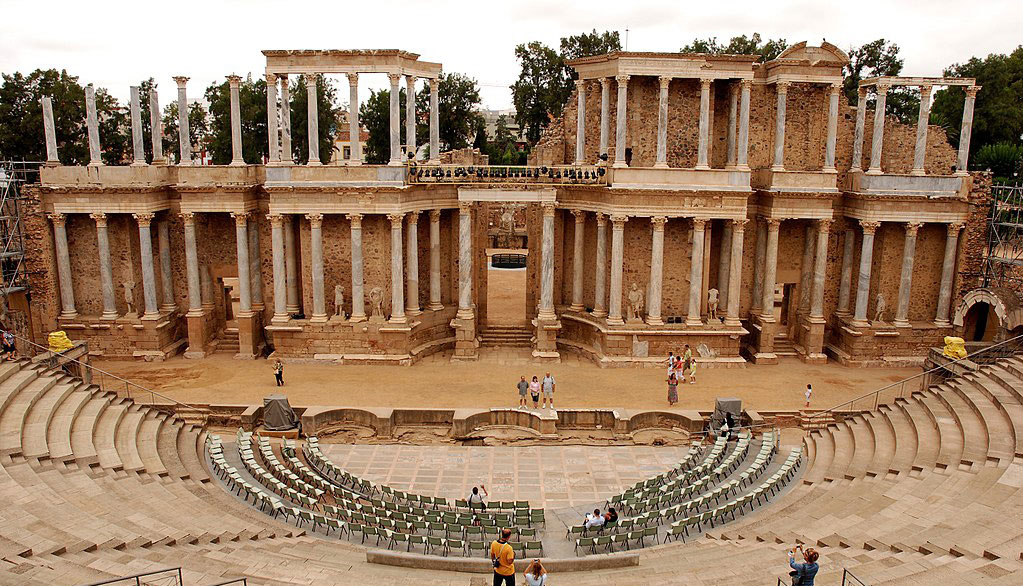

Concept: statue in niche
[[123, 281, 137, 315], [626, 282, 645, 322], [874, 293, 887, 323], [333, 285, 346, 318], [707, 288, 720, 322], [369, 287, 384, 322]]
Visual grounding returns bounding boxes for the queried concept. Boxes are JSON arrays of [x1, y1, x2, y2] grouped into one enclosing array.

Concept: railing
[[841, 567, 869, 586], [803, 334, 1023, 432], [13, 332, 195, 411], [206, 579, 247, 586], [81, 567, 182, 586], [407, 163, 607, 185]]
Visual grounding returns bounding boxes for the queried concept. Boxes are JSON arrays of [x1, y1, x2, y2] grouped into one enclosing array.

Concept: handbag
[[789, 569, 803, 585]]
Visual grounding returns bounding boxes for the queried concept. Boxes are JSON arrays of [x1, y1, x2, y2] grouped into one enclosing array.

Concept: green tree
[[971, 141, 1023, 180], [930, 46, 1023, 155], [0, 69, 87, 164], [360, 87, 404, 165], [162, 100, 209, 163], [680, 32, 787, 62], [94, 87, 129, 165], [288, 74, 339, 165], [416, 73, 484, 151], [204, 76, 268, 165], [512, 41, 571, 144], [561, 29, 622, 79], [842, 38, 919, 123]]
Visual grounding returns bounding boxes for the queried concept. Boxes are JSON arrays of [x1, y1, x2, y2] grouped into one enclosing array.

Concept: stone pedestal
[[532, 317, 561, 362], [450, 316, 478, 361], [747, 314, 779, 365], [235, 313, 263, 359], [184, 311, 211, 359], [801, 317, 827, 365]]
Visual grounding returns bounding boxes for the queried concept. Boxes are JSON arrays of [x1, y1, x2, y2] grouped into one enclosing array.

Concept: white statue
[[123, 281, 136, 315], [874, 292, 887, 323], [333, 285, 346, 318], [626, 283, 645, 322], [708, 288, 720, 321], [369, 287, 384, 320]]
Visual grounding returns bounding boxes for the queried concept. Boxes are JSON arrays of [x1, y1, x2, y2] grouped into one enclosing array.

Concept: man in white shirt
[[541, 372, 556, 411], [583, 508, 605, 530]]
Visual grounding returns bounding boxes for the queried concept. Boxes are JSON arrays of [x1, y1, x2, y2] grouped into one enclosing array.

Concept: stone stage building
[[26, 44, 989, 367]]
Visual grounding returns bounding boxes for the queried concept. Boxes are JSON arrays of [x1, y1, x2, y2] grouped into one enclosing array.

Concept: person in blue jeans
[[788, 544, 819, 585]]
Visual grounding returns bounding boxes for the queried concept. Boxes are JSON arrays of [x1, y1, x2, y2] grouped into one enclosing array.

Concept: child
[[805, 384, 813, 408], [688, 357, 697, 384]]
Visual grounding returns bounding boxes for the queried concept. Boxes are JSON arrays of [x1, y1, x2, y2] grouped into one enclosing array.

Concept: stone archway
[[952, 287, 1023, 342]]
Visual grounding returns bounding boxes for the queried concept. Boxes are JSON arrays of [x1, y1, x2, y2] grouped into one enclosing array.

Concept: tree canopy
[[416, 73, 484, 152], [842, 38, 919, 124], [204, 76, 268, 165], [288, 74, 340, 165], [680, 33, 788, 62], [161, 100, 209, 164], [0, 69, 91, 164]]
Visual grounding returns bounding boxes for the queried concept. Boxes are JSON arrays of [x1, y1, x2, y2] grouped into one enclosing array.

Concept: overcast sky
[[1, 0, 1019, 111]]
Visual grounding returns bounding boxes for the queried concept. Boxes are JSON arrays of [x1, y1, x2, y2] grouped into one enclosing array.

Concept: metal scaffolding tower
[[0, 161, 37, 299], [983, 183, 1023, 289]]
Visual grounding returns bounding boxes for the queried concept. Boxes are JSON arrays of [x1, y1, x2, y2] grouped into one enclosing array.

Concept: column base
[[934, 319, 951, 327], [130, 161, 146, 168], [456, 309, 475, 320], [568, 303, 585, 312], [349, 313, 367, 323], [101, 312, 119, 321], [955, 170, 969, 177], [160, 304, 177, 314], [573, 160, 586, 166], [866, 167, 882, 175], [59, 311, 79, 320], [591, 309, 608, 318], [723, 316, 741, 327], [695, 164, 711, 170], [286, 305, 301, 314], [770, 164, 785, 172], [307, 161, 323, 167], [822, 166, 837, 173], [607, 316, 624, 326], [271, 313, 291, 325], [230, 160, 246, 166], [141, 312, 162, 321], [310, 314, 329, 324], [736, 164, 750, 172], [612, 161, 628, 169], [389, 315, 409, 324], [653, 161, 669, 169], [405, 307, 422, 317], [186, 310, 210, 358], [646, 317, 664, 326], [427, 303, 444, 311], [537, 309, 557, 322], [684, 317, 704, 327], [909, 168, 926, 176], [850, 318, 870, 328], [893, 318, 912, 328], [387, 160, 403, 166]]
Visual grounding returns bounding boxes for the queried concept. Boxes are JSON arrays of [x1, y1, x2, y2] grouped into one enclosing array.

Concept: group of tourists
[[491, 527, 548, 586], [665, 345, 697, 406], [582, 507, 618, 530], [516, 372, 556, 411]]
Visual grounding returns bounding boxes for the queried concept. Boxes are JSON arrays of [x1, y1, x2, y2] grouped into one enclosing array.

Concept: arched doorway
[[953, 287, 1023, 343], [962, 301, 999, 342]]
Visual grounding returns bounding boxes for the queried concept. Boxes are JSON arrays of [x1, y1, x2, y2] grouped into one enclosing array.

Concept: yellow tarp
[[47, 331, 73, 353], [942, 336, 967, 359]]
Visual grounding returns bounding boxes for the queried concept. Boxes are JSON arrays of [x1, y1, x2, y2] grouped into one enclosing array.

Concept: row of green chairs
[[575, 527, 657, 555]]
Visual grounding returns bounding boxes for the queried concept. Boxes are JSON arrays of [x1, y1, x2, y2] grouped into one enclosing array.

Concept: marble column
[[697, 79, 712, 169], [686, 218, 707, 325], [613, 75, 630, 168], [348, 214, 366, 320], [569, 210, 586, 311], [91, 213, 117, 319], [836, 227, 855, 316], [894, 222, 922, 327], [428, 210, 443, 310], [173, 76, 191, 165], [798, 223, 816, 313], [654, 76, 670, 168], [726, 84, 738, 166], [280, 75, 294, 164], [232, 213, 253, 315], [574, 79, 587, 165], [935, 223, 964, 325], [181, 212, 202, 315], [157, 219, 175, 313], [824, 83, 840, 172], [607, 215, 627, 325], [284, 216, 300, 313], [737, 80, 752, 170], [51, 214, 76, 318], [201, 262, 213, 309], [406, 212, 420, 315], [647, 216, 667, 325], [716, 220, 733, 314], [135, 213, 160, 319], [593, 213, 608, 318], [751, 218, 766, 312], [248, 216, 263, 310], [304, 74, 320, 165], [149, 87, 165, 165], [772, 81, 790, 171], [42, 97, 59, 165], [129, 86, 145, 166], [388, 214, 406, 323], [724, 219, 746, 326], [910, 85, 932, 175], [346, 73, 362, 164], [307, 214, 326, 321], [867, 84, 889, 174], [405, 76, 417, 161], [428, 77, 440, 164], [599, 78, 611, 160], [227, 75, 244, 165], [853, 221, 880, 325], [388, 74, 402, 165], [810, 220, 831, 320], [266, 74, 280, 164], [85, 85, 102, 166], [457, 203, 473, 319], [852, 87, 867, 171], [538, 203, 557, 321], [957, 87, 979, 175], [760, 218, 782, 321], [269, 214, 288, 322]]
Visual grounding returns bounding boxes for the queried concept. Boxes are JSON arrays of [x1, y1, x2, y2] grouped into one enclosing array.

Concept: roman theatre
[[2, 43, 1022, 585]]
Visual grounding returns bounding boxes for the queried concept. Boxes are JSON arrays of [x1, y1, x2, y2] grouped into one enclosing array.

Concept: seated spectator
[[583, 508, 605, 530], [603, 507, 618, 526], [468, 485, 488, 511], [524, 559, 548, 586]]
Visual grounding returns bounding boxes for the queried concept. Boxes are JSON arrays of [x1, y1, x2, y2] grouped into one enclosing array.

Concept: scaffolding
[[982, 182, 1023, 289], [0, 161, 36, 298]]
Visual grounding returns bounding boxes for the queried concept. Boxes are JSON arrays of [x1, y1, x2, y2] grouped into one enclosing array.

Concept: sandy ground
[[486, 266, 527, 325], [92, 349, 918, 412]]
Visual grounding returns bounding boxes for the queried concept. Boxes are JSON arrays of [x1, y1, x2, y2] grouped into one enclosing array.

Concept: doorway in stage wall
[[480, 203, 532, 349], [963, 301, 1000, 342], [774, 283, 798, 357]]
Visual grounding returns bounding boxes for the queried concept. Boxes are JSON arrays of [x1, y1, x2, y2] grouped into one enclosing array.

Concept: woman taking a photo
[[524, 559, 548, 586]]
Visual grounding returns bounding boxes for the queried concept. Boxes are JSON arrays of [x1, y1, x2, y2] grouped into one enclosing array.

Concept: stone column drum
[[227, 75, 244, 165], [173, 76, 191, 165], [569, 209, 585, 312], [646, 216, 667, 325], [51, 214, 77, 319], [613, 76, 629, 168], [428, 210, 443, 310], [348, 214, 366, 321], [129, 86, 145, 166], [537, 203, 557, 321], [852, 221, 880, 325], [592, 213, 608, 318], [269, 214, 289, 323], [91, 213, 118, 319], [894, 222, 922, 327], [405, 212, 420, 315], [607, 215, 627, 325], [135, 213, 161, 320], [304, 74, 320, 165], [686, 218, 707, 325], [347, 73, 361, 164], [307, 214, 326, 322]]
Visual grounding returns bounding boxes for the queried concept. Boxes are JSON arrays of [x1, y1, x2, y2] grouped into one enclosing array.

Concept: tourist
[[688, 356, 697, 385], [541, 372, 556, 411], [529, 376, 541, 409], [724, 413, 737, 441], [583, 508, 605, 530], [667, 372, 679, 406], [523, 559, 547, 586], [490, 528, 516, 586], [682, 344, 693, 366], [603, 507, 618, 525], [787, 544, 820, 585], [468, 485, 488, 511], [1, 330, 15, 361], [273, 359, 284, 387], [665, 352, 675, 377], [517, 376, 529, 409], [805, 384, 813, 408]]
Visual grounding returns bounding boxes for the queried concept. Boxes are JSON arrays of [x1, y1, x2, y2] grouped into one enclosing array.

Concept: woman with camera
[[788, 544, 819, 585]]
